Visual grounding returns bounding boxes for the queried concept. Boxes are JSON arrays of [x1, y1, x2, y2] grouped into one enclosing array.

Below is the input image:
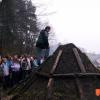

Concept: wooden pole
[[50, 50, 63, 74], [47, 50, 63, 99], [47, 78, 53, 100], [75, 77, 86, 100], [53, 73, 100, 77], [73, 48, 86, 73]]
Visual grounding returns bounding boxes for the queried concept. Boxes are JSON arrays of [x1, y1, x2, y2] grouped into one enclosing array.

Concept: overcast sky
[[32, 0, 100, 54]]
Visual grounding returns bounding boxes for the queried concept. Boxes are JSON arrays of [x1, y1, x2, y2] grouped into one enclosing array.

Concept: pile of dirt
[[6, 43, 100, 100]]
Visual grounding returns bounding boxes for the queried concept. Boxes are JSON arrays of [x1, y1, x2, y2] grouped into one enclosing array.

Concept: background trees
[[0, 0, 39, 55]]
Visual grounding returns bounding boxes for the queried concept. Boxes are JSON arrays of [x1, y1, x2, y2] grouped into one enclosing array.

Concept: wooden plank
[[75, 77, 86, 100], [53, 73, 75, 78], [77, 73, 100, 76], [73, 48, 86, 73], [35, 72, 100, 79], [47, 78, 53, 100], [35, 72, 50, 78], [52, 73, 100, 78], [50, 50, 63, 74], [47, 78, 53, 88], [54, 72, 100, 76], [46, 50, 62, 100]]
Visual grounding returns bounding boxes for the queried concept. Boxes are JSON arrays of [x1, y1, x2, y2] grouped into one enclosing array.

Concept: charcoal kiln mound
[[6, 43, 100, 100], [39, 43, 99, 74]]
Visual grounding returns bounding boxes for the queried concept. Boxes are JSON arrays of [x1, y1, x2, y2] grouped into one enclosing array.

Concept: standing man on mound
[[36, 26, 51, 65]]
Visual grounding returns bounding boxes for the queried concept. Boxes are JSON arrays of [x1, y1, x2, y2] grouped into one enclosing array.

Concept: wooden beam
[[47, 78, 53, 100], [53, 73, 100, 78], [76, 73, 100, 76], [47, 50, 62, 99], [35, 72, 50, 78], [50, 50, 63, 74], [35, 72, 100, 79], [75, 77, 86, 100], [53, 73, 75, 78], [73, 48, 86, 73]]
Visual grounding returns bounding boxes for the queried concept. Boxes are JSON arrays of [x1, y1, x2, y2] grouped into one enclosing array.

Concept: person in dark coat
[[36, 26, 51, 65]]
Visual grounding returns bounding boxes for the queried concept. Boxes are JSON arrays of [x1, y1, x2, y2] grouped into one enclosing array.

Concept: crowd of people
[[0, 55, 43, 89]]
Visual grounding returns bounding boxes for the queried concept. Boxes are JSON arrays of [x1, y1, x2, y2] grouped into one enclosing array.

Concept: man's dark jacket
[[36, 30, 49, 49]]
